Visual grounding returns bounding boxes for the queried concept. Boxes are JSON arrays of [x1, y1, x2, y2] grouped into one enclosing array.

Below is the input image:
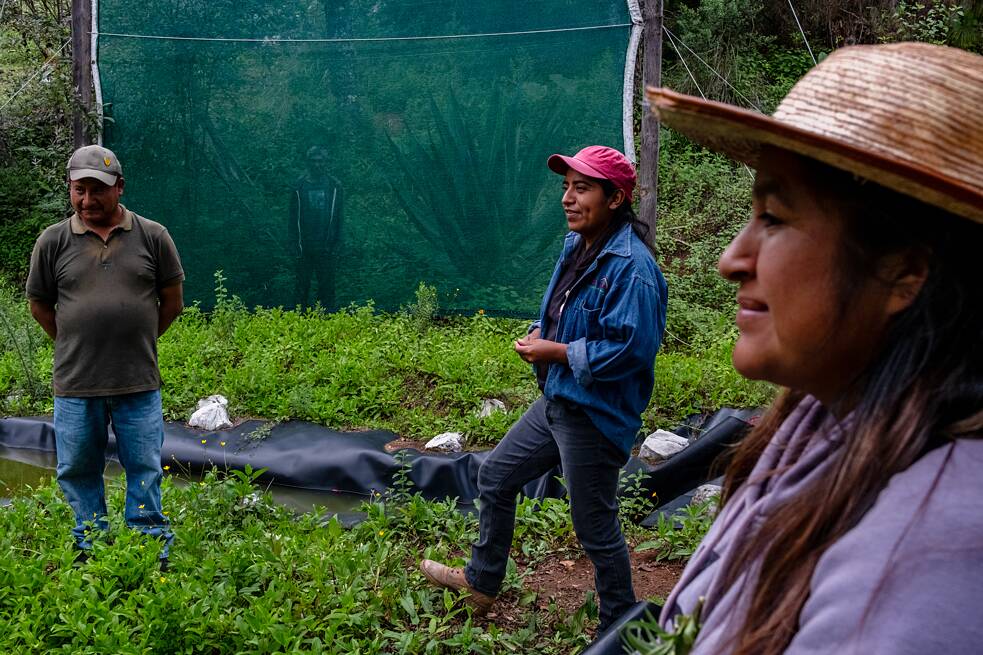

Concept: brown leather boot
[[420, 559, 496, 616]]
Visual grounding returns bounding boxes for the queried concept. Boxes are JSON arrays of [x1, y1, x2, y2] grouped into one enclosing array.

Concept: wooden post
[[72, 0, 93, 148], [638, 0, 662, 243]]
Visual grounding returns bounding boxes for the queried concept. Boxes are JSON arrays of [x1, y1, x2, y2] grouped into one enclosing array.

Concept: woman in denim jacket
[[422, 146, 668, 633]]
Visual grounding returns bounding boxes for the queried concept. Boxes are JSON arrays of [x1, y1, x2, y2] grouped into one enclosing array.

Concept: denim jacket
[[533, 223, 667, 454]]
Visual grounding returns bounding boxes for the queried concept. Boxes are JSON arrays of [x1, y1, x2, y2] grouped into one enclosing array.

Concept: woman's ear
[[881, 247, 930, 316], [608, 189, 626, 211]]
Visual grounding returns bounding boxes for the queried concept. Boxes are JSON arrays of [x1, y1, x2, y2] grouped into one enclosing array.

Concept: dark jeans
[[465, 396, 635, 630], [295, 251, 336, 310]]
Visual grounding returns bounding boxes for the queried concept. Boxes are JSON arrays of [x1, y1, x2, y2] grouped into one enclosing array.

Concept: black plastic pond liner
[[0, 407, 755, 517], [627, 409, 757, 521], [582, 600, 663, 655], [0, 417, 564, 504]]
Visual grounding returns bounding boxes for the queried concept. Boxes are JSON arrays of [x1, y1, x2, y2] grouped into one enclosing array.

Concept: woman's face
[[561, 170, 621, 246], [718, 149, 907, 405]]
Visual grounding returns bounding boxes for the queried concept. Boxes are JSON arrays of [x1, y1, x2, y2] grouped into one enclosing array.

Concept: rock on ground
[[639, 430, 689, 462], [478, 398, 506, 418], [691, 483, 722, 506], [425, 431, 464, 453]]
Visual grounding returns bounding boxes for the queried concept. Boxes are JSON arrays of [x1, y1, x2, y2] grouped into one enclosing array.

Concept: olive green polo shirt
[[26, 206, 184, 397]]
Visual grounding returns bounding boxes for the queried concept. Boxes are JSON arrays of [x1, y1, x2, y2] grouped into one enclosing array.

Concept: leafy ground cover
[[0, 276, 774, 446], [0, 467, 715, 654]]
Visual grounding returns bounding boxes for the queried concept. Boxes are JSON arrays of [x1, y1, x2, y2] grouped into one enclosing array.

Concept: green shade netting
[[97, 1, 635, 314]]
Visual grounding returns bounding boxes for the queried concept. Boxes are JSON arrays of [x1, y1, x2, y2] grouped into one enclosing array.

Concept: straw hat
[[646, 42, 983, 223]]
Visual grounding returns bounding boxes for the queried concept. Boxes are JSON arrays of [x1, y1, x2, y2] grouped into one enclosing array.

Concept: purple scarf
[[659, 396, 848, 654]]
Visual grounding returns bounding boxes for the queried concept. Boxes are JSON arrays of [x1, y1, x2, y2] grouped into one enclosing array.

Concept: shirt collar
[[70, 205, 133, 235]]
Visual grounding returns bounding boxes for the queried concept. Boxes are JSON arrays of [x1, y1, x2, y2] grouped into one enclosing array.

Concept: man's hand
[[514, 334, 567, 364], [29, 300, 57, 340], [158, 283, 184, 336]]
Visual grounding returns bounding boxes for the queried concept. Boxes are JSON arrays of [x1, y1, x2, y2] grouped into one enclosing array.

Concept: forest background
[[0, 2, 979, 654], [0, 0, 980, 437]]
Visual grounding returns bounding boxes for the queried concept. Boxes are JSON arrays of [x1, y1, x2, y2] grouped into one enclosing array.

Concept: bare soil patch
[[483, 549, 685, 634]]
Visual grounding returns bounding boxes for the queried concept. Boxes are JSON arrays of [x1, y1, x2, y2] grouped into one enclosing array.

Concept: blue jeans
[[466, 396, 635, 630], [53, 389, 173, 556]]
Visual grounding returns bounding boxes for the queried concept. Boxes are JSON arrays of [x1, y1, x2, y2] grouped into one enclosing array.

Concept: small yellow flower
[[478, 309, 485, 315], [378, 530, 385, 537], [201, 439, 207, 445], [159, 576, 166, 583], [138, 504, 145, 509], [163, 465, 170, 471], [220, 441, 226, 447], [163, 511, 169, 517]]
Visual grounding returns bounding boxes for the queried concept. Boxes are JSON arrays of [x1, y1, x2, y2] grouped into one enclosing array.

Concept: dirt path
[[484, 549, 685, 632]]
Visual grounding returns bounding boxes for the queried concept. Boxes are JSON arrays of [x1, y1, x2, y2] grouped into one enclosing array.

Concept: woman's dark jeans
[[465, 396, 636, 630]]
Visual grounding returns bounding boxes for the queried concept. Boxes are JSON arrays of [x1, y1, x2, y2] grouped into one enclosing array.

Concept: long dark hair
[[597, 177, 653, 249], [718, 158, 983, 654]]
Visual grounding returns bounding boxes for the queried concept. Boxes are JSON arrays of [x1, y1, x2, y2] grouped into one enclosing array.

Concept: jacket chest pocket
[[565, 302, 603, 342], [568, 284, 605, 340], [582, 306, 604, 340]]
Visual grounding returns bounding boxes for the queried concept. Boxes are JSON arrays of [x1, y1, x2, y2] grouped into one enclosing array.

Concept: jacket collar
[[564, 221, 634, 260]]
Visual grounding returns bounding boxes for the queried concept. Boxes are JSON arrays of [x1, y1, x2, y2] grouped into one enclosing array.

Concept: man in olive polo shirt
[[26, 145, 184, 566]]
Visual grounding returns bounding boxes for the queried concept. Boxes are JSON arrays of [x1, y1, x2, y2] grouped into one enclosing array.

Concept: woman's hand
[[515, 334, 568, 364]]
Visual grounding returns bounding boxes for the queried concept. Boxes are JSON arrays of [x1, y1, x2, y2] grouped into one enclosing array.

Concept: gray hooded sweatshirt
[[661, 395, 983, 654]]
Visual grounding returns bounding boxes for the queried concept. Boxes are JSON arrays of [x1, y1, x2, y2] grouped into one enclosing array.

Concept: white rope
[[663, 26, 763, 113], [663, 27, 706, 100], [786, 0, 816, 65], [625, 0, 643, 25], [92, 23, 632, 44], [0, 38, 72, 113], [663, 27, 755, 179]]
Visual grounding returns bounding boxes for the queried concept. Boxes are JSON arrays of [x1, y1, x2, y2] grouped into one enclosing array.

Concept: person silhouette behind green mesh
[[288, 145, 344, 309]]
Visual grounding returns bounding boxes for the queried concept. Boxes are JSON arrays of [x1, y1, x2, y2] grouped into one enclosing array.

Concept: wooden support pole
[[638, 0, 663, 243], [72, 0, 93, 148]]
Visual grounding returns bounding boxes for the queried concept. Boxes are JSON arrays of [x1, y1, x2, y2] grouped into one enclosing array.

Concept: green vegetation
[[635, 500, 718, 563], [622, 601, 703, 655], [2, 1, 980, 650], [0, 271, 774, 444], [0, 469, 602, 653]]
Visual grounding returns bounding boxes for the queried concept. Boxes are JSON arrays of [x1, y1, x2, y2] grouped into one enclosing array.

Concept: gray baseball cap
[[67, 145, 123, 186]]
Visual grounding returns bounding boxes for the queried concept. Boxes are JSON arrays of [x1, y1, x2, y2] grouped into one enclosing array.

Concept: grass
[[0, 274, 774, 446], [0, 466, 704, 654]]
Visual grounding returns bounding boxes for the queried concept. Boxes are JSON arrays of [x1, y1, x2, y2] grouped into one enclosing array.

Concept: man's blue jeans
[[465, 396, 636, 630], [53, 389, 173, 555]]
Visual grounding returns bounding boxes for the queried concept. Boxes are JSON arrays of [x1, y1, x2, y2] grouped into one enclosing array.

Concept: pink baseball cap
[[547, 145, 636, 198]]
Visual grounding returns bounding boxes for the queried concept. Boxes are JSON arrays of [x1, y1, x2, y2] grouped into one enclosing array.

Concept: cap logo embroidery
[[103, 157, 112, 167]]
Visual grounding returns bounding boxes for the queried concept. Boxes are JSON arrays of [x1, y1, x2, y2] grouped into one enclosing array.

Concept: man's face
[[307, 156, 329, 178], [69, 177, 124, 226]]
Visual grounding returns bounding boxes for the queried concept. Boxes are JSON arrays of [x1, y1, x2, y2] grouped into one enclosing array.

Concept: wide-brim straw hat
[[646, 42, 983, 223]]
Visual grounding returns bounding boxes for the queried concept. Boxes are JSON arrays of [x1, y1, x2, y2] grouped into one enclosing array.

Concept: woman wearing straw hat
[[421, 145, 668, 633], [646, 43, 983, 653]]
